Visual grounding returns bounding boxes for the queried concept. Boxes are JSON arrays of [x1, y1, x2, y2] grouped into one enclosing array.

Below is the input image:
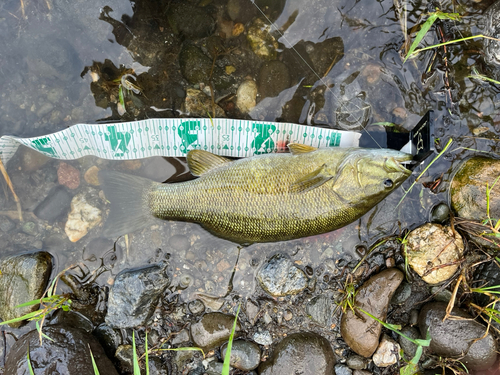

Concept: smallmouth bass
[[100, 143, 412, 244]]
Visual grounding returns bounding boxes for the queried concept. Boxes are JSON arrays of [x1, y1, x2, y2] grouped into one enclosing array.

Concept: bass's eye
[[383, 179, 393, 188]]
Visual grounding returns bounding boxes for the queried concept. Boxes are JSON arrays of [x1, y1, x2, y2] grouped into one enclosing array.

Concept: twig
[[20, 0, 26, 19], [409, 35, 500, 58], [0, 158, 23, 222]]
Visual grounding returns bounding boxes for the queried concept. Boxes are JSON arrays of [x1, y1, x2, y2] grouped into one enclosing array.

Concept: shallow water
[[1, 0, 500, 350]]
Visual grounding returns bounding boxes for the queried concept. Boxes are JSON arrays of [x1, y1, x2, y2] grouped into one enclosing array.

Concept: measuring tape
[[0, 118, 361, 164]]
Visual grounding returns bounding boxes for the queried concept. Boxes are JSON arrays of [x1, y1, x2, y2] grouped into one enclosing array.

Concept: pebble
[[65, 187, 102, 242], [398, 326, 420, 361], [405, 223, 464, 284], [188, 299, 205, 315], [346, 355, 368, 370], [93, 323, 123, 358], [340, 268, 403, 357], [221, 340, 261, 371], [58, 162, 80, 189], [115, 345, 134, 372], [391, 281, 412, 305], [353, 371, 372, 375], [246, 300, 259, 323], [21, 221, 37, 236], [183, 88, 226, 118], [20, 147, 50, 172], [4, 325, 118, 375], [0, 216, 15, 233], [236, 79, 258, 114], [34, 186, 72, 223], [0, 251, 52, 328], [430, 203, 450, 223], [372, 334, 400, 367], [84, 166, 100, 186], [247, 18, 278, 60], [418, 302, 497, 371], [335, 364, 353, 375], [258, 60, 291, 98], [105, 264, 170, 329], [190, 312, 241, 351], [171, 329, 190, 345], [257, 253, 308, 297], [253, 330, 273, 346], [258, 332, 336, 375], [306, 295, 332, 327]]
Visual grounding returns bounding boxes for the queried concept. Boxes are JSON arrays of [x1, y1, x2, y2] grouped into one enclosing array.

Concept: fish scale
[[100, 145, 412, 244]]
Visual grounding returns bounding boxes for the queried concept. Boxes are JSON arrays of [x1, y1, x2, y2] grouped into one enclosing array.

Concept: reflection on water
[[1, 0, 500, 313]]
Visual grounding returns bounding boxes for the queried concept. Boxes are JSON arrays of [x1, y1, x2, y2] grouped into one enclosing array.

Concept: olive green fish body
[[100, 145, 412, 243]]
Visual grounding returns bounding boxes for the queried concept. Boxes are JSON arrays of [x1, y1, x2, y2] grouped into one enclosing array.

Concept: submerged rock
[[221, 339, 261, 371], [258, 60, 291, 98], [236, 79, 258, 113], [405, 223, 464, 284], [258, 332, 335, 375], [0, 251, 52, 328], [247, 18, 278, 60], [65, 187, 102, 242], [105, 264, 170, 329], [34, 186, 72, 222], [483, 0, 500, 67], [183, 88, 225, 118], [257, 253, 308, 297], [418, 302, 497, 371], [167, 2, 215, 40], [190, 312, 241, 351], [340, 268, 403, 357], [58, 162, 80, 189], [4, 325, 118, 374]]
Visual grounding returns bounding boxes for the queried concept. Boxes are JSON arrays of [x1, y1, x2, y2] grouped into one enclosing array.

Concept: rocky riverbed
[[2, 0, 500, 374]]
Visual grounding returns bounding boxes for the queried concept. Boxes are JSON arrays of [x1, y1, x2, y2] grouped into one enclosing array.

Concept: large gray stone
[[0, 251, 52, 328], [258, 332, 335, 375], [418, 302, 497, 371], [105, 264, 169, 328], [257, 253, 308, 297]]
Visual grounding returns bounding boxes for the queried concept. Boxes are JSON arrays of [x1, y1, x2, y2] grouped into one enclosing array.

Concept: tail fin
[[98, 170, 156, 238]]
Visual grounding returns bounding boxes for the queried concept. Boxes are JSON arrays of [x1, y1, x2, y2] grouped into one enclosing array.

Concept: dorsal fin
[[288, 143, 318, 155], [187, 150, 231, 176]]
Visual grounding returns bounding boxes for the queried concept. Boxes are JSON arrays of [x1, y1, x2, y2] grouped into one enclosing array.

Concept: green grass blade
[[14, 299, 42, 308], [222, 304, 241, 375], [89, 346, 101, 375], [145, 331, 149, 375], [132, 331, 141, 375], [404, 13, 438, 62], [0, 310, 42, 326], [119, 86, 125, 109], [27, 345, 35, 375]]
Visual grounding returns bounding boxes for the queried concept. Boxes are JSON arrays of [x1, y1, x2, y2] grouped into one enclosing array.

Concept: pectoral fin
[[288, 143, 318, 155], [289, 164, 333, 193], [187, 150, 231, 176]]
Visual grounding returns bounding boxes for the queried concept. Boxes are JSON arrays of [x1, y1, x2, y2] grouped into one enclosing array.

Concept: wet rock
[[188, 299, 205, 315], [50, 310, 94, 333], [335, 364, 352, 375], [247, 18, 278, 60], [257, 253, 308, 296], [353, 371, 372, 375], [20, 147, 50, 172], [236, 79, 258, 113], [372, 334, 400, 367], [346, 355, 368, 370], [258, 60, 291, 98], [34, 185, 72, 222], [418, 302, 497, 371], [171, 328, 190, 345], [391, 281, 412, 305], [227, 0, 258, 23], [398, 326, 420, 361], [258, 332, 335, 375], [0, 251, 52, 328], [58, 162, 80, 189], [483, 0, 500, 67], [451, 156, 500, 220], [221, 339, 261, 371], [206, 360, 224, 375], [148, 356, 171, 374], [4, 325, 118, 374], [21, 221, 38, 236], [115, 345, 134, 372], [406, 223, 464, 284], [93, 323, 122, 358], [306, 295, 332, 327], [105, 264, 170, 329], [430, 203, 450, 224], [305, 37, 344, 77], [183, 88, 225, 117], [168, 2, 215, 40], [65, 187, 102, 242], [253, 330, 273, 346], [179, 44, 234, 90], [340, 268, 404, 357], [0, 216, 15, 232], [190, 312, 241, 351], [84, 166, 100, 186]]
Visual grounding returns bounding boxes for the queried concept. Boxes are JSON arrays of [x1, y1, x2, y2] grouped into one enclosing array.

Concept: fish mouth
[[386, 153, 413, 175]]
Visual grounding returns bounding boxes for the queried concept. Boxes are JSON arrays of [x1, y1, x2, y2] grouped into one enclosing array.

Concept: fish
[[99, 143, 412, 244]]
